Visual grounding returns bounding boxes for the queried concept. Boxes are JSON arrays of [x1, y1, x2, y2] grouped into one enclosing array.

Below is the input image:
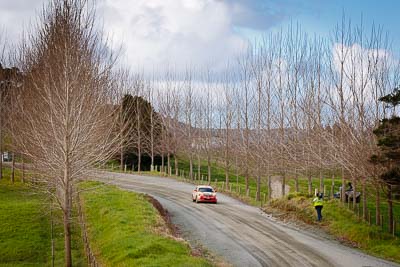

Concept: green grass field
[[79, 181, 211, 267], [0, 167, 86, 267]]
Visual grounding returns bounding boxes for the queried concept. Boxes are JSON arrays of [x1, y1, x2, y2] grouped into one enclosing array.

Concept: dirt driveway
[[94, 171, 399, 267]]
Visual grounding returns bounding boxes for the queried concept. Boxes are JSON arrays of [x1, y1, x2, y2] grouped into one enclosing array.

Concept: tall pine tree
[[371, 87, 400, 233]]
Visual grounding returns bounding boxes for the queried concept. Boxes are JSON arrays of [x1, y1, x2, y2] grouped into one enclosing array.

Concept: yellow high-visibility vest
[[313, 197, 323, 207]]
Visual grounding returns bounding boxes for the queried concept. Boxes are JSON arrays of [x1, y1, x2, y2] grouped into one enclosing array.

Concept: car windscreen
[[198, 188, 213, 193]]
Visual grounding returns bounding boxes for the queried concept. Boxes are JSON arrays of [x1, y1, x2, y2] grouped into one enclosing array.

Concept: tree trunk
[[63, 203, 72, 267], [308, 172, 312, 196], [362, 177, 367, 221], [225, 161, 230, 189], [174, 155, 178, 176], [137, 147, 141, 174], [0, 123, 2, 180], [267, 175, 271, 201], [341, 168, 345, 203], [236, 156, 239, 186], [120, 143, 124, 171], [0, 91, 2, 181], [11, 152, 15, 183], [245, 166, 249, 191], [352, 178, 357, 210], [281, 173, 286, 197], [167, 152, 171, 176], [207, 153, 211, 184], [388, 185, 393, 233], [376, 183, 381, 225], [63, 165, 72, 267], [319, 169, 323, 194], [295, 169, 299, 193], [161, 152, 164, 173], [22, 158, 25, 183], [256, 168, 261, 201], [189, 153, 193, 180], [197, 154, 201, 179]]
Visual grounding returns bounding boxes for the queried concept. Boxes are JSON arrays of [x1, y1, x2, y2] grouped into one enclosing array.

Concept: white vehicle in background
[[1, 152, 12, 162], [192, 185, 217, 204]]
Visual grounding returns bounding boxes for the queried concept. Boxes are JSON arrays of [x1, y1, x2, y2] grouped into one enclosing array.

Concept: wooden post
[[246, 188, 250, 197], [124, 164, 127, 173], [263, 193, 267, 204], [323, 185, 326, 197], [314, 188, 318, 197], [111, 163, 114, 171], [229, 184, 232, 192], [239, 186, 241, 196]]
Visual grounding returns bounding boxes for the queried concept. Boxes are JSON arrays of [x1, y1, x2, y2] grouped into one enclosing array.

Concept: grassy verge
[[79, 181, 211, 267], [266, 195, 400, 263], [0, 167, 86, 266]]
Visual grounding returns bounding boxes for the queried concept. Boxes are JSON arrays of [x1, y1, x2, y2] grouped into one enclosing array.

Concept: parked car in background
[[192, 185, 217, 204], [1, 152, 12, 162]]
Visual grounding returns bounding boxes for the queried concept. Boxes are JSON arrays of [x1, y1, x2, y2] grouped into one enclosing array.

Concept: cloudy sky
[[1, 0, 399, 73]]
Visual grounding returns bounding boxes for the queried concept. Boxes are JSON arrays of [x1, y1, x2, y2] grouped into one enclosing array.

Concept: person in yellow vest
[[313, 193, 324, 221]]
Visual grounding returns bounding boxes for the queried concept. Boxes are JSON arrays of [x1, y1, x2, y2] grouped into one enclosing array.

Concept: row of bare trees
[[131, 19, 399, 233]]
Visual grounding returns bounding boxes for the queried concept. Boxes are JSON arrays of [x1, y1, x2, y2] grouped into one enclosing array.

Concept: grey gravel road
[[94, 171, 399, 267]]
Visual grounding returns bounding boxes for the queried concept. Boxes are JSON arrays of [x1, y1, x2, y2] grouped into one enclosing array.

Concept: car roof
[[197, 185, 214, 188]]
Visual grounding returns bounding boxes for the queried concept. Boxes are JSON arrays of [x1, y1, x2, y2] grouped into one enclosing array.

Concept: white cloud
[[0, 0, 46, 47], [331, 42, 396, 99], [1, 0, 287, 73], [97, 0, 250, 74]]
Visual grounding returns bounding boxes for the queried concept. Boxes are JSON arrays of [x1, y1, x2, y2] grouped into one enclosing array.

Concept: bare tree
[[13, 1, 119, 265]]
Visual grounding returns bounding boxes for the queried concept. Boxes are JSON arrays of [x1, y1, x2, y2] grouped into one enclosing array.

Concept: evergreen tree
[[119, 94, 162, 170], [371, 87, 400, 233]]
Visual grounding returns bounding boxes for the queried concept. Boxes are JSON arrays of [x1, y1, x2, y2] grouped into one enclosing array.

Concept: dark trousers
[[315, 206, 323, 221]]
